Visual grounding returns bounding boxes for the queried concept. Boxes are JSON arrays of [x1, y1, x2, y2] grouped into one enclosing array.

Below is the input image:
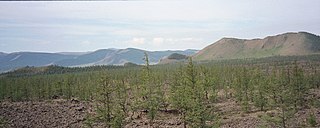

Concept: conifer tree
[[277, 68, 295, 128], [199, 66, 216, 102], [136, 52, 161, 125], [252, 68, 268, 111], [291, 61, 306, 108], [170, 58, 214, 128], [115, 79, 129, 118], [89, 73, 127, 128], [264, 68, 295, 128], [170, 65, 190, 128], [234, 67, 252, 112], [267, 68, 279, 109], [96, 74, 113, 128], [65, 75, 74, 100]]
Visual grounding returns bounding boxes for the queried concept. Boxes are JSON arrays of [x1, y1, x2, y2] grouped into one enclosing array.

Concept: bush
[[0, 116, 8, 128], [307, 113, 317, 127]]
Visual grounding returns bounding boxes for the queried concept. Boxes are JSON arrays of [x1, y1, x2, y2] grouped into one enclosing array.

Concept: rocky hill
[[193, 32, 320, 61], [158, 53, 189, 64]]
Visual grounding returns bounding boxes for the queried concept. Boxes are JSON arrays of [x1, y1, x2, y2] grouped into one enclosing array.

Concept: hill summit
[[158, 53, 188, 64], [193, 32, 320, 60]]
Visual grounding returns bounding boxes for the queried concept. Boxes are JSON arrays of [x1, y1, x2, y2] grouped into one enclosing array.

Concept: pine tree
[[170, 65, 191, 128], [291, 61, 306, 108], [136, 52, 161, 125], [96, 74, 113, 128], [170, 58, 214, 128], [65, 75, 74, 100], [234, 67, 252, 112], [266, 68, 279, 109], [278, 68, 295, 128], [89, 73, 127, 128], [264, 68, 295, 128], [252, 68, 268, 111], [115, 79, 129, 118], [199, 66, 216, 102]]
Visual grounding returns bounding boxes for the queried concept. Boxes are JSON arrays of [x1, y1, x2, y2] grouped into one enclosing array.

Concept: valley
[[0, 32, 320, 128]]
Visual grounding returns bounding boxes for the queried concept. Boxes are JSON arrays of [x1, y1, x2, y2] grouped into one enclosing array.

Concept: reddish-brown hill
[[193, 32, 320, 60]]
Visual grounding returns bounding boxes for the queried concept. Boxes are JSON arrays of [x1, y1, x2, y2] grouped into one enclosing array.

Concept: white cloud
[[130, 38, 145, 45], [0, 1, 319, 52], [111, 29, 148, 37], [152, 38, 164, 46], [143, 37, 204, 50], [153, 37, 202, 44]]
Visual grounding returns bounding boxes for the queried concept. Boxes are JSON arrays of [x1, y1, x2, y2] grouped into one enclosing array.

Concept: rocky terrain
[[1, 92, 319, 128], [0, 99, 89, 128]]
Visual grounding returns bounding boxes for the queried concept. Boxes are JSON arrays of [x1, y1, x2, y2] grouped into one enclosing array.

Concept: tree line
[[0, 54, 319, 127]]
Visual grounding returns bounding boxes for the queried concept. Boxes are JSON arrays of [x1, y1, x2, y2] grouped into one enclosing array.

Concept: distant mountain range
[[0, 48, 198, 73], [193, 32, 320, 60], [1, 31, 319, 73]]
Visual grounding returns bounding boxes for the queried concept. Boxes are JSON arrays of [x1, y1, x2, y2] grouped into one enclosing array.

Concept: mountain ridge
[[2, 31, 319, 72], [0, 48, 198, 73], [193, 32, 320, 60]]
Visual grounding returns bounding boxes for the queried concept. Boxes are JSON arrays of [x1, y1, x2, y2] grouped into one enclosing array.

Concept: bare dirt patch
[[1, 98, 319, 128], [0, 99, 89, 128]]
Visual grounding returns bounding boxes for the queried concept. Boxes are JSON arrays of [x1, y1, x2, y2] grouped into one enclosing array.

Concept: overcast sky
[[0, 0, 319, 53]]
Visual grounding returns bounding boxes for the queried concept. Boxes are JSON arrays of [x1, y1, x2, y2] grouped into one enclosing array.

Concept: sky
[[0, 0, 319, 53]]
